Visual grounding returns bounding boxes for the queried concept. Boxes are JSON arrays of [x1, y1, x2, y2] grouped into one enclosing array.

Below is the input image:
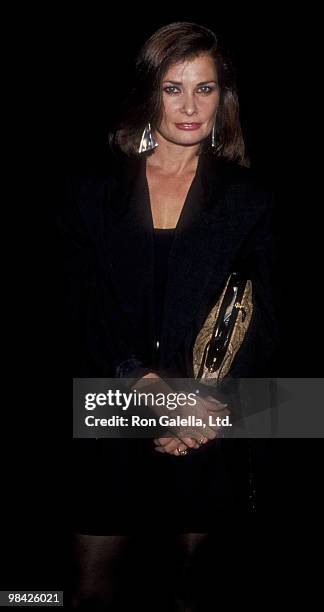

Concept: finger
[[154, 437, 175, 447], [172, 444, 190, 457], [199, 425, 219, 439], [154, 437, 182, 453], [163, 438, 187, 454], [155, 443, 188, 457], [154, 436, 198, 450], [195, 435, 209, 446], [204, 399, 228, 411], [157, 435, 207, 450], [179, 425, 218, 440], [169, 435, 208, 449], [155, 435, 208, 452], [178, 436, 199, 449], [205, 396, 229, 407], [156, 440, 188, 455]]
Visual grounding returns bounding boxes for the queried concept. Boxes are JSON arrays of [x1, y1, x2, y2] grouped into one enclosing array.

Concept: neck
[[147, 132, 200, 175]]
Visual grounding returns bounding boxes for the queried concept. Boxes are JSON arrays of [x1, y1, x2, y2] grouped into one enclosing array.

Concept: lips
[[175, 123, 202, 130]]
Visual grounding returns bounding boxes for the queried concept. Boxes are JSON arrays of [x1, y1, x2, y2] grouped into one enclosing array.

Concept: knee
[[69, 533, 132, 609], [175, 534, 209, 600], [179, 533, 208, 564]]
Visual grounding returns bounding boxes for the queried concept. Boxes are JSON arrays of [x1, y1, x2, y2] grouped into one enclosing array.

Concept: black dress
[[71, 225, 249, 535], [61, 153, 278, 534], [152, 227, 175, 369]]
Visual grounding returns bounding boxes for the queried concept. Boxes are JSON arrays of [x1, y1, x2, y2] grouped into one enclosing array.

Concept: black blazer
[[58, 151, 279, 383]]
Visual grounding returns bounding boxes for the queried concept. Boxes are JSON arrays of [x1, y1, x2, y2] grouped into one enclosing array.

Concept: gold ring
[[177, 447, 188, 456]]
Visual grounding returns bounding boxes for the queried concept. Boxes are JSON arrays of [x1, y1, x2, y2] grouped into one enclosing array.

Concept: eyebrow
[[162, 80, 218, 86]]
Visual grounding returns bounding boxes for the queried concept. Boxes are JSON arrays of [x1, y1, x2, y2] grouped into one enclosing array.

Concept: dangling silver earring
[[211, 124, 216, 148], [138, 123, 158, 154]]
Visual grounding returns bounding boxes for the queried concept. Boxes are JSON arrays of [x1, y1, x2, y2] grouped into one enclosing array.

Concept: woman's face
[[156, 53, 220, 147]]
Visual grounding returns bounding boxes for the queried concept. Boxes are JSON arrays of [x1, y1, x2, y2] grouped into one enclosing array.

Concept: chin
[[167, 133, 205, 147]]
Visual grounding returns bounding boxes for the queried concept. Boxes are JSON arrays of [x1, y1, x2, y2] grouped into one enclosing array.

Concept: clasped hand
[[133, 372, 229, 457], [154, 393, 229, 456]]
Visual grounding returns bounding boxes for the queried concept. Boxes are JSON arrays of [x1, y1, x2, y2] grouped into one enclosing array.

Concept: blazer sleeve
[[56, 176, 153, 381], [229, 191, 280, 378], [200, 191, 280, 425]]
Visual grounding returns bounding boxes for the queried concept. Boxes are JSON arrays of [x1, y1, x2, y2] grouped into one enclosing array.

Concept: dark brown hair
[[109, 21, 248, 165]]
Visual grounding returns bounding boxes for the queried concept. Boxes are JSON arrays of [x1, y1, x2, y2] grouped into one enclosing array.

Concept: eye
[[163, 86, 180, 95], [197, 85, 216, 94]]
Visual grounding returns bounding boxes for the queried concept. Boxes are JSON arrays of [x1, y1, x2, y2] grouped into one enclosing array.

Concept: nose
[[181, 92, 198, 116]]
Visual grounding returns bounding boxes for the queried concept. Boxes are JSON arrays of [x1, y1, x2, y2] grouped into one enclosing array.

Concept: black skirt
[[71, 437, 251, 534]]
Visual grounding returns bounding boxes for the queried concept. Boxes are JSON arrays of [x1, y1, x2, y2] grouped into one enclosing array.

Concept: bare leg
[[69, 533, 132, 610], [180, 533, 208, 559], [175, 533, 209, 612]]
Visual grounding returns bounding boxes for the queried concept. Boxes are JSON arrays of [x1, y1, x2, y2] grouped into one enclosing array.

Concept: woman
[[59, 21, 278, 611]]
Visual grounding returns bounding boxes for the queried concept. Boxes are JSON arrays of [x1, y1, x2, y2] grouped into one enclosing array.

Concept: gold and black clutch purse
[[193, 272, 253, 384]]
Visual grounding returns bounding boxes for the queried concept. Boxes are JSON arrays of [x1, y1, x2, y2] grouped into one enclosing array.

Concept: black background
[[3, 7, 322, 599]]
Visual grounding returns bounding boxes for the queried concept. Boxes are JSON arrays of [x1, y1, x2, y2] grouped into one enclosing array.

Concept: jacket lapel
[[160, 154, 239, 363], [103, 156, 156, 356]]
